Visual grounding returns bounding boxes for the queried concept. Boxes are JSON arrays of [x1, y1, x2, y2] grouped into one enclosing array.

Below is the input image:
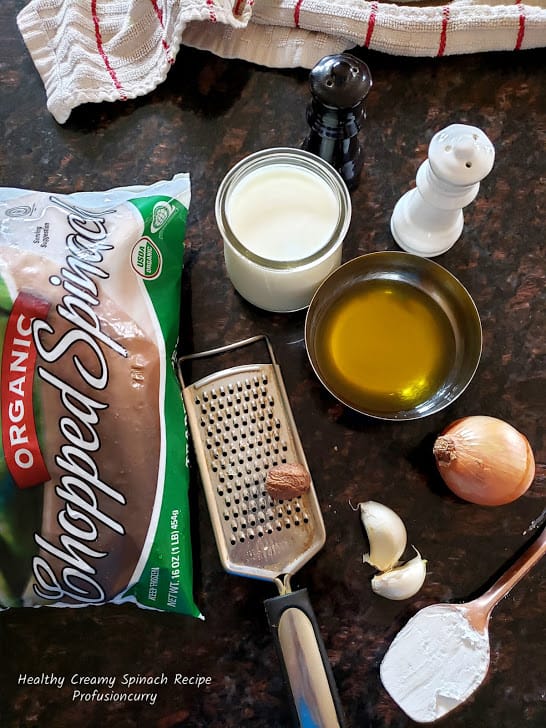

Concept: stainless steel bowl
[[305, 251, 482, 420]]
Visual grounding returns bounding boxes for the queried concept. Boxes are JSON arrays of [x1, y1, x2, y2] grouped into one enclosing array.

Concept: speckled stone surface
[[1, 2, 545, 726]]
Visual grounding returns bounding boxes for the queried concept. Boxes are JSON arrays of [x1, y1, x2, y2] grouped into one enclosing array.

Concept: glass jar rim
[[215, 147, 352, 271]]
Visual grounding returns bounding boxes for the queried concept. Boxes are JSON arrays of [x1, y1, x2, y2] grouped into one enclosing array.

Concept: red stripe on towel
[[294, 0, 304, 28], [206, 0, 217, 23], [162, 40, 174, 64], [150, 0, 174, 64], [234, 0, 245, 15], [91, 0, 127, 97], [150, 0, 164, 24], [437, 6, 450, 57], [364, 2, 378, 48], [515, 0, 526, 50]]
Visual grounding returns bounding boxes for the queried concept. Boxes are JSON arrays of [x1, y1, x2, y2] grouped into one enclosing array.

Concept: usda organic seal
[[131, 237, 163, 279]]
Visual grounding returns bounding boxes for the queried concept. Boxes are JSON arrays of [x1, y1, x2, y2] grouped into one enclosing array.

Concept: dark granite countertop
[[1, 2, 545, 726]]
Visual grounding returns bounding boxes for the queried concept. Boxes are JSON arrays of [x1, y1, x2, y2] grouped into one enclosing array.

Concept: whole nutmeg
[[265, 463, 311, 500]]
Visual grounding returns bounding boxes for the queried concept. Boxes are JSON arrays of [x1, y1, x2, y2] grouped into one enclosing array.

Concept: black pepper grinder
[[303, 53, 372, 191]]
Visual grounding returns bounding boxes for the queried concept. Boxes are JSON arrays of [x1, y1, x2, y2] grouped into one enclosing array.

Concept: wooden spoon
[[380, 526, 546, 723]]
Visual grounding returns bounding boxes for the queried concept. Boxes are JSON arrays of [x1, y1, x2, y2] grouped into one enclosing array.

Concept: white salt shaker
[[390, 124, 495, 257]]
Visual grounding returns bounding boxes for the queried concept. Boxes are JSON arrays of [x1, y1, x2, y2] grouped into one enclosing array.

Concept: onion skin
[[433, 416, 536, 506]]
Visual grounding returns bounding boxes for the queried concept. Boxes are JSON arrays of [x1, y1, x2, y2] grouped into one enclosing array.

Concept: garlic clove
[[360, 501, 407, 572], [371, 549, 427, 601]]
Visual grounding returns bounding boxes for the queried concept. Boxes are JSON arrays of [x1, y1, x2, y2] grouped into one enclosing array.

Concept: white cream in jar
[[215, 148, 351, 312]]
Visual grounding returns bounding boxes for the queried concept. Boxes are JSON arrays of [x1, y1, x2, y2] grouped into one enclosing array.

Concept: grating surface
[[183, 363, 325, 582]]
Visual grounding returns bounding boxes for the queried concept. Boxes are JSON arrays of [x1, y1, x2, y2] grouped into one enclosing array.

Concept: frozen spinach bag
[[0, 175, 201, 617]]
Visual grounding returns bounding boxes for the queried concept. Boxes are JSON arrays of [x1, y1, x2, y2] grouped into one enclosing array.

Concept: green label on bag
[[123, 194, 200, 617]]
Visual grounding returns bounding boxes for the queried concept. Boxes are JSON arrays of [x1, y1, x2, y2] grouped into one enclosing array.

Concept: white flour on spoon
[[380, 604, 490, 722]]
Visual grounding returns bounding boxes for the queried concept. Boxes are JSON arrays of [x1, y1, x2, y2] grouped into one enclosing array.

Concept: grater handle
[[177, 334, 277, 389], [264, 589, 346, 728]]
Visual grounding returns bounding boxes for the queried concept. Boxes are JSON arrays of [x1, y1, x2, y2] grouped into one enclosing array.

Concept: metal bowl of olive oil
[[305, 251, 482, 420]]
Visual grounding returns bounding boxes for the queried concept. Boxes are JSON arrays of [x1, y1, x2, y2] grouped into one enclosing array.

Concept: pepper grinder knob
[[303, 53, 372, 190]]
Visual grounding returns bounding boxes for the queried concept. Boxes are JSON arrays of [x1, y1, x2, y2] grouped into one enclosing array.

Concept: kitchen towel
[[17, 0, 546, 124]]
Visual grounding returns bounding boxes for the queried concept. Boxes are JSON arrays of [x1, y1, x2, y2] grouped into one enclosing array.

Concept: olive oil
[[317, 278, 456, 413]]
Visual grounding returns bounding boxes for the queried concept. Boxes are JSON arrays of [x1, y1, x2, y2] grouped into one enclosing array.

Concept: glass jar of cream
[[215, 148, 352, 312]]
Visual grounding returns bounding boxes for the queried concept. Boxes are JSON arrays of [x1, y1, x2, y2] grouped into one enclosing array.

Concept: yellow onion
[[433, 415, 535, 506]]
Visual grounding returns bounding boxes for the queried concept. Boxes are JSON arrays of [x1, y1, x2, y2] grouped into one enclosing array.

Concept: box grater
[[178, 335, 345, 728]]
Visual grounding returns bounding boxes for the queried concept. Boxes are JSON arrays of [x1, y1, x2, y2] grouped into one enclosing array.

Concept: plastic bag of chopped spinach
[[0, 174, 201, 618]]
